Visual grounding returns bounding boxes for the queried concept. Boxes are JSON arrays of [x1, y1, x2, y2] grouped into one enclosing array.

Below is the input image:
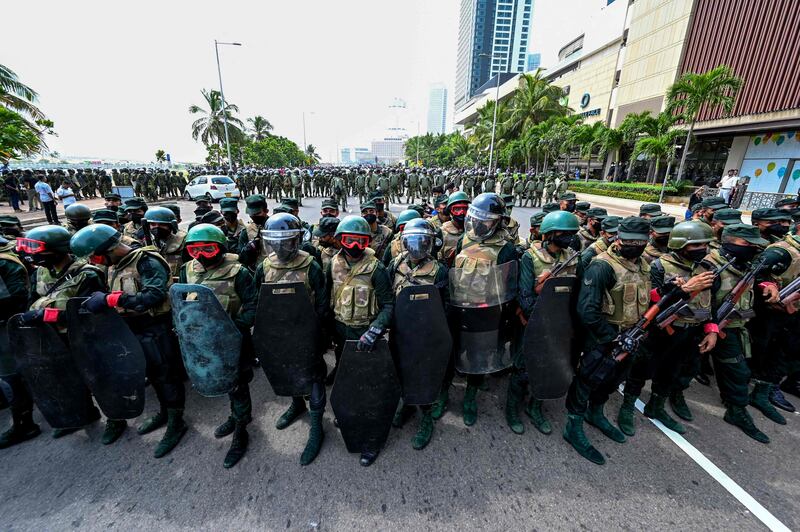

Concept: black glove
[[17, 309, 44, 326], [83, 291, 109, 313], [616, 334, 639, 354], [356, 326, 382, 352]]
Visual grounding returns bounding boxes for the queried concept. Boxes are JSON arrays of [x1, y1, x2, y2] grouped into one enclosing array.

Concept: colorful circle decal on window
[[755, 168, 762, 177], [776, 135, 785, 145], [767, 162, 776, 172], [754, 137, 761, 145], [793, 169, 800, 180], [778, 167, 786, 177]]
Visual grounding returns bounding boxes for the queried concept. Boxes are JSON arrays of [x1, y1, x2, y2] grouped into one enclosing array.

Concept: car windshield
[[211, 177, 234, 184]]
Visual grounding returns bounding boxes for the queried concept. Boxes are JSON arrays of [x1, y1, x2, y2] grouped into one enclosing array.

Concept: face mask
[[197, 254, 222, 269], [452, 214, 465, 227], [618, 244, 646, 260], [550, 234, 574, 249], [130, 213, 143, 224], [563, 203, 576, 213], [722, 242, 759, 262], [766, 223, 789, 238], [250, 215, 267, 226], [318, 240, 333, 248], [30, 253, 61, 267], [342, 245, 364, 260], [223, 212, 238, 223], [654, 235, 670, 246], [363, 214, 377, 224], [152, 227, 172, 241], [681, 248, 707, 263]]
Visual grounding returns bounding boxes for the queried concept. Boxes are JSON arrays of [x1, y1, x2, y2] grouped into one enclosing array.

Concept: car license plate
[[225, 192, 232, 197]]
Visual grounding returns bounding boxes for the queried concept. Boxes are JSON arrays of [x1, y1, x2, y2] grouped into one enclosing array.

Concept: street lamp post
[[214, 40, 241, 173], [480, 52, 505, 175]]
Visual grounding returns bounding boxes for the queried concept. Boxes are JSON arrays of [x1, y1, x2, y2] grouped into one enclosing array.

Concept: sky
[[2, 0, 585, 164]]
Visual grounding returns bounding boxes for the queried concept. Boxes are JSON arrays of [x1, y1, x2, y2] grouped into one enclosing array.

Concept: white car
[[183, 175, 240, 202]]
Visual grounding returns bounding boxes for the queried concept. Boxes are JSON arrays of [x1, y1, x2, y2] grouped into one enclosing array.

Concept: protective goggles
[[16, 237, 46, 254], [186, 242, 222, 259], [339, 234, 370, 250], [449, 204, 469, 216], [260, 229, 303, 241]]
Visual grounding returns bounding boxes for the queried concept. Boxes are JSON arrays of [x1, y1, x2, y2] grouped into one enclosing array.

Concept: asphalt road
[[1, 196, 798, 531]]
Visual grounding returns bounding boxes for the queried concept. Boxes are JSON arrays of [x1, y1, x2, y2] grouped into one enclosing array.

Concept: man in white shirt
[[716, 169, 738, 203], [56, 181, 77, 207], [34, 175, 59, 224]]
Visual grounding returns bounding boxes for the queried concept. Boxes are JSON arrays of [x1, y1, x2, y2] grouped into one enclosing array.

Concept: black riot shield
[[170, 284, 242, 397], [392, 284, 452, 405], [449, 261, 517, 374], [330, 339, 401, 454], [66, 299, 146, 419], [8, 318, 94, 428], [253, 282, 319, 397], [523, 276, 577, 399]]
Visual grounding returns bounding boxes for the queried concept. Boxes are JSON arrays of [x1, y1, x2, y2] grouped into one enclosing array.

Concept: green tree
[[505, 70, 569, 138], [0, 107, 44, 163], [247, 115, 273, 141], [155, 149, 166, 163], [189, 88, 245, 149], [667, 65, 742, 181], [305, 144, 321, 165], [632, 127, 685, 202], [0, 64, 45, 122], [597, 126, 625, 181]]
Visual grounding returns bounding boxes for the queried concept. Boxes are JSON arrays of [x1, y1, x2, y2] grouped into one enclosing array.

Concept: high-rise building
[[526, 52, 541, 71], [427, 83, 448, 135], [455, 0, 534, 112]]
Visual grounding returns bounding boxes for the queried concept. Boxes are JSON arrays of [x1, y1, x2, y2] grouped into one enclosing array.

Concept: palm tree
[[155, 149, 166, 163], [505, 70, 569, 138], [305, 144, 321, 165], [667, 65, 742, 181], [189, 89, 245, 151], [0, 64, 45, 122], [247, 115, 273, 141], [632, 127, 685, 202], [597, 126, 625, 181]]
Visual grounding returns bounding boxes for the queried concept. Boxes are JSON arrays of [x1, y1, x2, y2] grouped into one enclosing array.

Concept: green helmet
[[396, 209, 421, 229], [540, 211, 580, 235], [446, 191, 471, 208], [668, 221, 713, 250], [24, 224, 72, 254], [335, 215, 371, 237], [70, 224, 120, 257], [186, 223, 227, 246], [143, 206, 177, 224], [65, 203, 92, 222]]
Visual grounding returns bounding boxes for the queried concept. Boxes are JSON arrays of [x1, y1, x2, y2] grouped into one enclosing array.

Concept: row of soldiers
[[2, 181, 798, 468]]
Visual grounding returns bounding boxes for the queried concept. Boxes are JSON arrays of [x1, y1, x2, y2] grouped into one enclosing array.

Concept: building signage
[[580, 93, 591, 108], [578, 108, 601, 118]]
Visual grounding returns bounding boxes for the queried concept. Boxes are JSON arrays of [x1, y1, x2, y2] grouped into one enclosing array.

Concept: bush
[[569, 180, 677, 202]]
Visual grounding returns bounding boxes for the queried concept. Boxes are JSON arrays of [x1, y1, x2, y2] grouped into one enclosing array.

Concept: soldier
[[638, 203, 663, 220], [377, 172, 391, 207], [331, 173, 348, 213], [558, 192, 577, 213], [643, 215, 675, 264], [533, 176, 545, 208], [438, 192, 470, 267], [752, 208, 793, 245], [542, 202, 559, 214], [121, 197, 148, 243], [255, 214, 329, 465], [709, 208, 743, 251], [180, 224, 257, 468], [382, 209, 421, 266], [104, 193, 122, 212], [71, 224, 188, 457], [562, 217, 653, 464], [500, 172, 515, 196], [574, 201, 591, 226], [461, 173, 476, 201], [372, 192, 397, 231], [144, 207, 188, 281], [220, 198, 247, 254], [522, 177, 536, 207], [580, 216, 620, 269], [501, 194, 521, 245], [526, 212, 546, 249], [237, 195, 270, 270], [63, 204, 93, 235], [313, 217, 341, 271], [325, 215, 394, 466], [482, 172, 496, 194], [12, 226, 105, 440], [513, 175, 526, 207], [510, 211, 582, 436], [577, 207, 607, 249], [92, 209, 139, 246], [428, 194, 450, 232], [419, 170, 432, 203], [360, 201, 393, 259], [697, 196, 726, 226], [544, 177, 556, 204], [556, 174, 569, 198], [302, 170, 313, 199], [356, 170, 368, 204]]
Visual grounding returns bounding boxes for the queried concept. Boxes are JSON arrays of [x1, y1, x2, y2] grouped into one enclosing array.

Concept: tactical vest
[[330, 247, 379, 327], [108, 248, 172, 317], [595, 249, 651, 328], [0, 251, 28, 287], [578, 227, 598, 249], [122, 221, 140, 241], [453, 231, 506, 302], [706, 250, 754, 328], [261, 250, 314, 299], [185, 253, 243, 317], [245, 222, 268, 264], [318, 245, 337, 271], [768, 235, 800, 286], [659, 253, 711, 324], [643, 242, 667, 264], [159, 230, 187, 279], [505, 218, 520, 244], [389, 235, 404, 261], [439, 221, 463, 264], [588, 238, 609, 258], [526, 245, 577, 280], [391, 254, 440, 295], [369, 225, 393, 257], [31, 260, 102, 312]]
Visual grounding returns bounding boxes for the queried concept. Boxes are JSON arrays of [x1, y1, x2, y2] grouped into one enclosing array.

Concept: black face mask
[[550, 234, 574, 249], [722, 242, 759, 263], [342, 246, 365, 260], [130, 213, 143, 224], [152, 227, 172, 242], [197, 254, 223, 269], [766, 223, 789, 238], [318, 240, 333, 248], [618, 244, 646, 260], [223, 212, 238, 224], [31, 252, 61, 268], [452, 214, 465, 227], [681, 248, 707, 263], [563, 203, 576, 213], [654, 235, 670, 247], [250, 215, 267, 226], [363, 214, 377, 224]]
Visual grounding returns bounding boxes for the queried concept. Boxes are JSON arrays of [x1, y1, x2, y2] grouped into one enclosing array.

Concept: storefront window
[[679, 136, 733, 185]]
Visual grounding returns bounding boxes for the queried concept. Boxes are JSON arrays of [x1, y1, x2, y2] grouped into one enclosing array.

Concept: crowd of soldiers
[[1, 164, 799, 471]]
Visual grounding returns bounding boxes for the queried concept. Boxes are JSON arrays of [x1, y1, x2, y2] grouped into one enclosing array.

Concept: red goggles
[[89, 254, 108, 266], [449, 205, 468, 216], [16, 237, 46, 254], [340, 234, 370, 250], [186, 242, 222, 259]]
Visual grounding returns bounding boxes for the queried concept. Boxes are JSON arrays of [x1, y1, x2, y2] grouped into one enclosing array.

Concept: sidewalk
[[0, 197, 175, 228], [575, 192, 751, 223]]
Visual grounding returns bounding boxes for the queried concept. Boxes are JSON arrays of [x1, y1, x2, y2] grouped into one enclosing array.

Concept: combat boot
[[412, 410, 434, 450], [643, 393, 686, 434], [505, 376, 525, 435], [749, 381, 786, 425], [300, 409, 325, 465], [137, 409, 167, 435], [392, 401, 415, 428], [769, 386, 795, 413], [724, 405, 769, 443], [54, 405, 100, 438], [214, 416, 236, 438], [223, 421, 249, 469], [780, 373, 800, 398], [525, 399, 552, 435], [0, 409, 41, 449], [584, 402, 626, 443], [276, 397, 307, 430], [462, 385, 478, 426], [669, 390, 694, 421], [101, 419, 127, 445], [154, 408, 188, 458], [563, 414, 605, 465], [430, 387, 449, 420], [617, 393, 638, 436], [360, 450, 379, 467]]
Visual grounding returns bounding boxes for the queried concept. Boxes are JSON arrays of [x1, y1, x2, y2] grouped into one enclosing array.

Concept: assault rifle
[[534, 248, 579, 294], [779, 275, 800, 313], [716, 258, 769, 338], [655, 257, 734, 334]]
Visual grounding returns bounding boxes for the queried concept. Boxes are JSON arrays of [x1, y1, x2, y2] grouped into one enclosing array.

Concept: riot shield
[[8, 318, 94, 428], [523, 276, 577, 399], [449, 261, 517, 374], [170, 284, 242, 397], [253, 282, 320, 397], [392, 284, 452, 405], [66, 299, 146, 419], [330, 339, 401, 454]]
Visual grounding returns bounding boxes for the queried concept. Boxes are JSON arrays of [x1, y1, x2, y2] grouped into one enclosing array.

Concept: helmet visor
[[402, 234, 433, 261], [16, 237, 46, 254], [264, 235, 300, 262], [186, 242, 222, 259], [340, 233, 370, 250], [465, 217, 498, 240]]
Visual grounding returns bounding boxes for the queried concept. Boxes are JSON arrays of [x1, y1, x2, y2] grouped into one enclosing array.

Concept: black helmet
[[466, 193, 505, 241], [402, 218, 435, 261], [261, 213, 303, 262], [65, 203, 92, 223]]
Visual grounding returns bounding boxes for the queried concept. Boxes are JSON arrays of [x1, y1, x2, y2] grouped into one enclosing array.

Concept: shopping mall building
[[455, 0, 800, 209]]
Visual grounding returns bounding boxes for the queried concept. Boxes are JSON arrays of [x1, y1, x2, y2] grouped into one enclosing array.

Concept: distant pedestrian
[[35, 175, 59, 224], [56, 181, 77, 207], [716, 169, 738, 203], [3, 172, 21, 212], [23, 170, 41, 211]]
